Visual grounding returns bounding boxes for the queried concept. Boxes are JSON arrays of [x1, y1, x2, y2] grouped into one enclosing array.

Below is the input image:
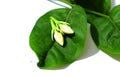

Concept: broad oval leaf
[[29, 5, 87, 69], [88, 5, 120, 54]]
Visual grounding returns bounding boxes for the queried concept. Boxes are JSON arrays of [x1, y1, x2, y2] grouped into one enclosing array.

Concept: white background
[[0, 0, 120, 77]]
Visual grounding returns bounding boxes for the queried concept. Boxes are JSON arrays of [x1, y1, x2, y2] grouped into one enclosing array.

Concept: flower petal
[[54, 31, 64, 46], [60, 24, 74, 34]]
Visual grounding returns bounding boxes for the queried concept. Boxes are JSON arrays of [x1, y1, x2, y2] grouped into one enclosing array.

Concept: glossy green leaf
[[88, 5, 120, 54], [29, 5, 87, 69], [72, 0, 111, 14]]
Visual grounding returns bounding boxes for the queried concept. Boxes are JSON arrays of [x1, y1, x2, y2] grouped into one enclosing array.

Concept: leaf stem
[[65, 10, 72, 22], [85, 9, 109, 18]]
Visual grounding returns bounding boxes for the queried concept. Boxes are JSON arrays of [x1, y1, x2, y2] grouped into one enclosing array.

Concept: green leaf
[[72, 0, 111, 14], [29, 5, 87, 69], [88, 5, 120, 54]]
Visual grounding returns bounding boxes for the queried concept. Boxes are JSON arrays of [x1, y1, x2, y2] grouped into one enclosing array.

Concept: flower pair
[[50, 16, 74, 46]]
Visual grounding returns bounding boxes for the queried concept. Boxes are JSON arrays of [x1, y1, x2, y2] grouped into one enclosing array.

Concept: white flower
[[60, 24, 74, 34], [54, 31, 64, 46], [50, 16, 75, 46]]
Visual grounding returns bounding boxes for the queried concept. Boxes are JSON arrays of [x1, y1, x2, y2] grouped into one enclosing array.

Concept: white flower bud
[[54, 31, 64, 46], [60, 24, 74, 34]]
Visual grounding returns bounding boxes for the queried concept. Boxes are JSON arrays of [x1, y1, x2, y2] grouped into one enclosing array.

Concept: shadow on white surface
[[79, 24, 99, 60]]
